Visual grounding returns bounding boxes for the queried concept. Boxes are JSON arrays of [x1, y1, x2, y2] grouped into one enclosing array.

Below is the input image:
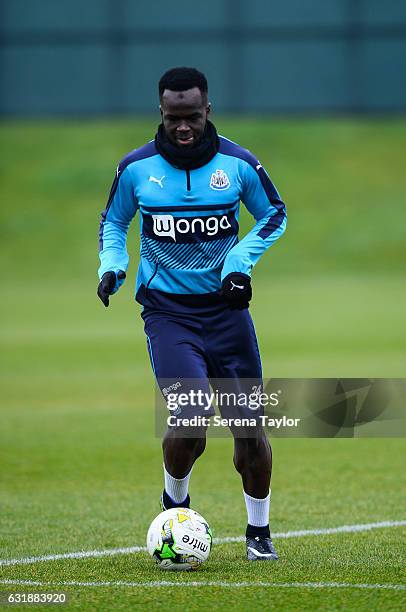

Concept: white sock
[[163, 464, 192, 504], [243, 490, 270, 527]]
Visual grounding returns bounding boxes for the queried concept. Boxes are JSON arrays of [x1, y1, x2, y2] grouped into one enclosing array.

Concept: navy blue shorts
[[141, 293, 263, 429]]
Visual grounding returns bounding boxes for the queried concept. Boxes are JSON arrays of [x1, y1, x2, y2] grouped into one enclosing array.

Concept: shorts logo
[[210, 169, 230, 190], [152, 214, 231, 242]]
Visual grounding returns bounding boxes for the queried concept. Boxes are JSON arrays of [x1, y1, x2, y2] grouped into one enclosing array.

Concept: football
[[146, 507, 212, 571]]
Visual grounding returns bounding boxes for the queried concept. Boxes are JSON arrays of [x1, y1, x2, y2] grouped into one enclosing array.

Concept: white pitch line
[[0, 579, 405, 591], [217, 520, 406, 543], [0, 546, 146, 568], [0, 520, 405, 568]]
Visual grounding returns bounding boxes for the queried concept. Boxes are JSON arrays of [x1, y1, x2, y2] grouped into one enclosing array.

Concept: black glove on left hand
[[97, 270, 126, 307], [220, 272, 252, 309]]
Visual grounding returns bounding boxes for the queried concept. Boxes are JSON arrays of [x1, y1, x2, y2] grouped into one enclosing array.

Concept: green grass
[[0, 118, 405, 610]]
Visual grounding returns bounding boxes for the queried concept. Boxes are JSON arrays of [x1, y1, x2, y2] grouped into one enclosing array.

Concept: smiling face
[[160, 87, 211, 147]]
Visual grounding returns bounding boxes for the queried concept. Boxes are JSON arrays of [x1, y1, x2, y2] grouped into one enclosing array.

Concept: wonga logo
[[152, 215, 176, 241], [152, 214, 232, 242]]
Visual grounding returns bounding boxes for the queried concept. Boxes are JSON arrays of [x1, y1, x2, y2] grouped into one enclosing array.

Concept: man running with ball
[[97, 67, 287, 561]]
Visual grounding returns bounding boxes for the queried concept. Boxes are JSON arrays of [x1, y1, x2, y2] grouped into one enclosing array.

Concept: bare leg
[[233, 429, 272, 498], [162, 427, 207, 478]]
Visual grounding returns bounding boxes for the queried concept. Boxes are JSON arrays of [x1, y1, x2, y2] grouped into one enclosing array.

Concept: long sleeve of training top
[[98, 163, 139, 291], [219, 148, 287, 280]]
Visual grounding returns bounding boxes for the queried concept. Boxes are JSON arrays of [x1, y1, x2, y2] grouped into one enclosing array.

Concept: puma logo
[[149, 175, 165, 188]]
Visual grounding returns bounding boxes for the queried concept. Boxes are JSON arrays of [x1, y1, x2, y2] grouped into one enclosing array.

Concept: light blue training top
[[98, 135, 287, 302]]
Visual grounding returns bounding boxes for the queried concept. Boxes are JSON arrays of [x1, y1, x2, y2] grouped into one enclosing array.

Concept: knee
[[163, 428, 207, 457]]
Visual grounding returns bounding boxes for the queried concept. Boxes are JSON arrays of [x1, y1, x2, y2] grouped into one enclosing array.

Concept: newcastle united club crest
[[210, 169, 230, 190]]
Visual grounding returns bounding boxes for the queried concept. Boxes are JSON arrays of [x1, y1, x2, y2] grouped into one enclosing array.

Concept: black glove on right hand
[[97, 270, 126, 307], [220, 272, 252, 310]]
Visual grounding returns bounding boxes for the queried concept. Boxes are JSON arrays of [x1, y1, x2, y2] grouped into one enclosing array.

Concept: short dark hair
[[159, 67, 208, 101]]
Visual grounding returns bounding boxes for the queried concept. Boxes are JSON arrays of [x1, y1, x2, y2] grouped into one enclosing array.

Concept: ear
[[206, 102, 211, 116], [159, 104, 163, 118]]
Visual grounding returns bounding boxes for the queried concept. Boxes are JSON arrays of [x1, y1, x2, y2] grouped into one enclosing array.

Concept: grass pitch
[[0, 118, 405, 610]]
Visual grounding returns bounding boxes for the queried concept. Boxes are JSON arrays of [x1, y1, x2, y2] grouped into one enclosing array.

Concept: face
[[160, 87, 210, 147]]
